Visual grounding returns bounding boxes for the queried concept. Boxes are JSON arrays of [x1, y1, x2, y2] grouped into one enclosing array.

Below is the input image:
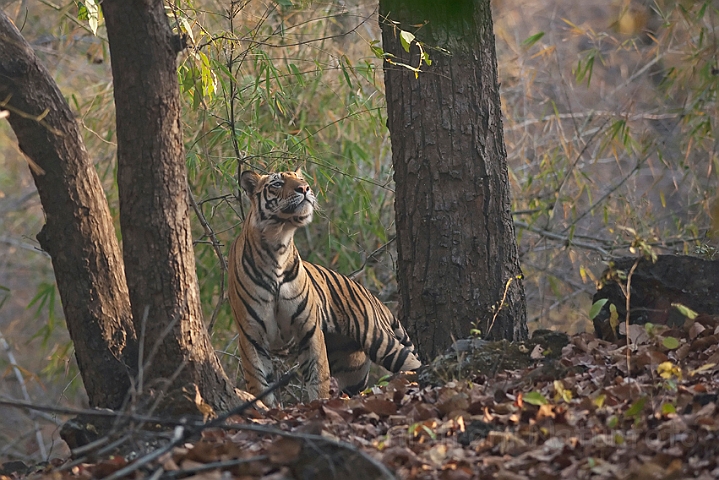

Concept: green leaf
[[369, 40, 385, 59], [661, 403, 676, 415], [625, 397, 647, 417], [662, 336, 680, 349], [276, 0, 293, 6], [408, 422, 436, 440], [339, 56, 353, 89], [77, 3, 88, 21], [523, 391, 548, 406], [399, 30, 415, 53], [288, 63, 305, 86], [672, 303, 698, 319], [522, 31, 545, 47], [420, 50, 432, 66], [589, 298, 608, 320]]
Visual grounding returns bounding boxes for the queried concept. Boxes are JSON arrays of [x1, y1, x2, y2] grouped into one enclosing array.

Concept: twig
[[13, 369, 298, 478], [528, 287, 587, 323], [486, 275, 522, 336], [349, 236, 396, 279], [0, 189, 38, 216], [609, 53, 667, 97], [0, 236, 50, 256], [514, 220, 610, 256], [139, 297, 186, 388], [0, 364, 289, 433], [187, 183, 227, 333], [58, 434, 134, 473], [0, 94, 62, 138], [0, 328, 47, 458], [0, 395, 61, 425], [620, 259, 641, 373], [0, 398, 190, 426], [163, 456, 269, 479], [101, 369, 297, 480], [559, 154, 649, 235], [505, 109, 681, 132], [102, 426, 184, 480], [208, 366, 297, 428]]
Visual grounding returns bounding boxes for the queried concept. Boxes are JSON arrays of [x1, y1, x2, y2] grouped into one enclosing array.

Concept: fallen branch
[[222, 423, 397, 480]]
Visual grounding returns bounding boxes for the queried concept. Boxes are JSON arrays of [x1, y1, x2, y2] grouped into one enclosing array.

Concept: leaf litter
[[6, 315, 719, 479]]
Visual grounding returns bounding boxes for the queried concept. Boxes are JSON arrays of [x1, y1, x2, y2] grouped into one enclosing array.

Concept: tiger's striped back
[[228, 169, 420, 405]]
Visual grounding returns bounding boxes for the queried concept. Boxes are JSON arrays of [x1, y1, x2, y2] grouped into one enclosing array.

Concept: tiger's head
[[240, 169, 316, 229]]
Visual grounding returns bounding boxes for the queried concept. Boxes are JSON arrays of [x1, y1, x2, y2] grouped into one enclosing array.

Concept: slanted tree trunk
[[379, 0, 527, 361], [102, 0, 239, 412], [0, 12, 137, 409]]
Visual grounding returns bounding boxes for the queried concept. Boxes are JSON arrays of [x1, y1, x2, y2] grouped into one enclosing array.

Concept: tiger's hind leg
[[325, 332, 371, 396]]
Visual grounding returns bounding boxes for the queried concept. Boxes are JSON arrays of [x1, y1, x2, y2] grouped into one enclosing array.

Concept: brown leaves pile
[[16, 315, 719, 479]]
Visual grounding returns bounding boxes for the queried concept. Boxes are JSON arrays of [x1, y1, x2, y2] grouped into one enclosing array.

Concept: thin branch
[[0, 189, 38, 216], [198, 9, 375, 51], [559, 153, 649, 235], [0, 329, 47, 458], [505, 109, 682, 132], [101, 427, 184, 480], [349, 236, 396, 279], [100, 369, 297, 480], [528, 287, 587, 323], [0, 236, 49, 256], [2, 369, 296, 474], [163, 456, 269, 479], [514, 220, 611, 256], [618, 259, 641, 373], [187, 183, 227, 333], [486, 275, 523, 336]]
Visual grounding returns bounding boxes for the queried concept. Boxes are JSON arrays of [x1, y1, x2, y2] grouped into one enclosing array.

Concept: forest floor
[[4, 313, 719, 480]]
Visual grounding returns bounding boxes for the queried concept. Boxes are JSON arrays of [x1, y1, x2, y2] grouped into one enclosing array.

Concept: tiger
[[228, 168, 421, 405]]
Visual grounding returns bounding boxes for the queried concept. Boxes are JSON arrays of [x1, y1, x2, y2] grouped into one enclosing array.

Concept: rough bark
[[379, 0, 527, 360], [0, 12, 137, 409], [102, 0, 239, 412]]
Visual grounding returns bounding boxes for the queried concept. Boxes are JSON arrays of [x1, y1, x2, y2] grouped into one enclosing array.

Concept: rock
[[592, 255, 719, 340]]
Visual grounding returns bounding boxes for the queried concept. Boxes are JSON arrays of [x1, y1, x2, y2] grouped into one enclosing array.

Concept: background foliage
[[0, 0, 717, 462]]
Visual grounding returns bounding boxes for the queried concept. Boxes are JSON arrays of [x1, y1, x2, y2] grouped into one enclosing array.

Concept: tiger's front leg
[[296, 321, 331, 401]]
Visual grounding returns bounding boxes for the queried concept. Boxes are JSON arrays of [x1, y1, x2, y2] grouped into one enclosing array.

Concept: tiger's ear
[[294, 167, 304, 178], [240, 171, 261, 196]]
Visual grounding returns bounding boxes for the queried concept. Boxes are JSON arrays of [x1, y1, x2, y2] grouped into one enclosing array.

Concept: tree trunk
[[379, 0, 527, 361], [102, 0, 239, 412], [0, 12, 137, 409]]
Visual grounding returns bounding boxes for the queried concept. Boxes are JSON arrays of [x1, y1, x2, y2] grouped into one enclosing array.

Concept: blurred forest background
[[0, 0, 717, 463]]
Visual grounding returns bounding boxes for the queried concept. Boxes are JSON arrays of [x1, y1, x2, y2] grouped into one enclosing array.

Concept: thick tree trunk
[[0, 12, 137, 409], [102, 0, 239, 412], [379, 0, 527, 360]]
